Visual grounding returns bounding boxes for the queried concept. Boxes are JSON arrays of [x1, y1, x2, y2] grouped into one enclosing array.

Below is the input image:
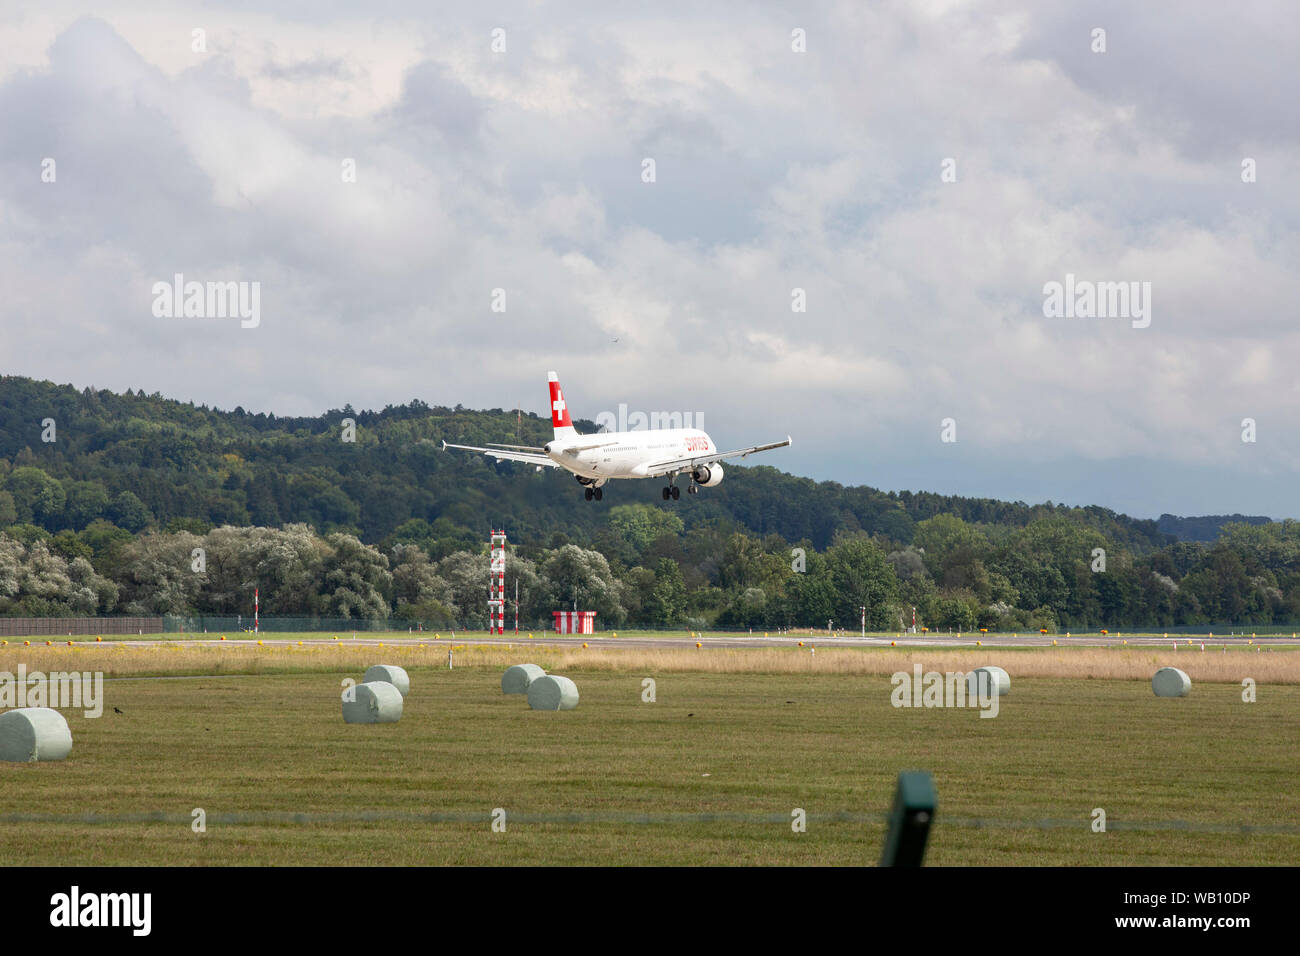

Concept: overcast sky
[[1, 1, 1297, 519]]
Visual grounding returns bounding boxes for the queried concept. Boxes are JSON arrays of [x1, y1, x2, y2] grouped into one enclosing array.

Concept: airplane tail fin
[[548, 371, 577, 440]]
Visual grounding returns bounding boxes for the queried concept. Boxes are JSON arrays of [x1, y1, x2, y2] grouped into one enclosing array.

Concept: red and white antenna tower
[[254, 586, 260, 635], [488, 530, 507, 634]]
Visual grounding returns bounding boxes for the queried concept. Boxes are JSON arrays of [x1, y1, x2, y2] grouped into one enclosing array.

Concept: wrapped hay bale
[[1152, 667, 1191, 698], [502, 663, 546, 695], [527, 675, 579, 711], [364, 664, 410, 697], [965, 665, 1010, 697], [0, 707, 73, 762], [342, 681, 404, 723]]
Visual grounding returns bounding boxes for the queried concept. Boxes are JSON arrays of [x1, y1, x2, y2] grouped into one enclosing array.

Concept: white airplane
[[443, 372, 792, 501]]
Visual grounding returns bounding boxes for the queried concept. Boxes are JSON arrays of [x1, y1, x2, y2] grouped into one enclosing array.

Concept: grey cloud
[[0, 4, 1296, 518], [261, 55, 354, 81]]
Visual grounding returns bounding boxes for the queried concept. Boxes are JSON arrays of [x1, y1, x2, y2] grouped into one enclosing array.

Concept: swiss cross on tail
[[548, 371, 573, 428]]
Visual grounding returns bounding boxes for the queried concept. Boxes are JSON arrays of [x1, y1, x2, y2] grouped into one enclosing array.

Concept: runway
[[102, 630, 1298, 651]]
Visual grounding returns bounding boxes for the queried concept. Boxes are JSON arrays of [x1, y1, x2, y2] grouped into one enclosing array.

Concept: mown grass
[[1, 662, 1297, 865]]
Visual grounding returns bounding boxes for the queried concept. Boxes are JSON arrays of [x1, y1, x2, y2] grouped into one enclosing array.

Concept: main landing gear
[[584, 486, 603, 501], [661, 484, 681, 501]]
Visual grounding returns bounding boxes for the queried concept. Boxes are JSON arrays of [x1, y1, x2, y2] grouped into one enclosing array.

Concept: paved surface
[[82, 631, 1300, 650]]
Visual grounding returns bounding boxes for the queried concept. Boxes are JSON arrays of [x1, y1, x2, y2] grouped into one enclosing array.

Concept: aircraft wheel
[[662, 487, 670, 500], [688, 484, 698, 495], [594, 487, 603, 501], [584, 487, 594, 501], [671, 485, 680, 500]]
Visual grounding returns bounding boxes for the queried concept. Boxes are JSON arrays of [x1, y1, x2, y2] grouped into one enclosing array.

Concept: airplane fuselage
[[545, 428, 714, 482], [441, 371, 788, 501]]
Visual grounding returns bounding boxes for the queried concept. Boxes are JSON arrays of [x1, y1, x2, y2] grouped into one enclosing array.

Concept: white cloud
[[0, 2, 1296, 517]]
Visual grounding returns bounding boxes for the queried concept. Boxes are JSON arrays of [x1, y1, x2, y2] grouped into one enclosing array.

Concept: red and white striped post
[[254, 586, 259, 635], [488, 530, 507, 634]]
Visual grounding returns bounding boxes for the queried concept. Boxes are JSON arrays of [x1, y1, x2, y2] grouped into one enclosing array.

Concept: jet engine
[[692, 463, 724, 487]]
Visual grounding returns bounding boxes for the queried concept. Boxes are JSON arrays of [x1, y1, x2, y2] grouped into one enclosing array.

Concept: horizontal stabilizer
[[486, 442, 547, 453]]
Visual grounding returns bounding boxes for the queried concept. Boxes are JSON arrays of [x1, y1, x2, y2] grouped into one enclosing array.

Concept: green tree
[[115, 531, 205, 615], [788, 550, 836, 627], [913, 515, 988, 577], [608, 504, 684, 554], [644, 558, 687, 626], [825, 534, 899, 629], [6, 467, 66, 525], [109, 491, 153, 533], [0, 490, 17, 526], [541, 544, 627, 625], [62, 480, 110, 529], [319, 532, 392, 620]]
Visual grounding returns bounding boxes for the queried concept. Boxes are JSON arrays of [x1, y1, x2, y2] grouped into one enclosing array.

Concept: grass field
[[5, 636, 1298, 682], [2, 641, 1298, 865]]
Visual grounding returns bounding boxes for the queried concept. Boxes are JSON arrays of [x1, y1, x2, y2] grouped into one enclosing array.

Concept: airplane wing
[[442, 440, 561, 468], [642, 436, 792, 478]]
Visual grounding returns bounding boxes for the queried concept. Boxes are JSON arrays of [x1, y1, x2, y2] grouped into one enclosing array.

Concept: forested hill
[[0, 375, 1172, 551], [1158, 514, 1274, 543]]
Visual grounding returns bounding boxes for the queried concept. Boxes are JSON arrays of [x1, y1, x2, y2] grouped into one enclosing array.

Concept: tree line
[[1, 375, 1297, 629], [2, 507, 1298, 630]]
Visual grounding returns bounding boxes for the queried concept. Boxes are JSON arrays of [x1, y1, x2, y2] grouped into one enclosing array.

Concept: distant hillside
[[1158, 514, 1274, 543], [6, 376, 1300, 631], [0, 375, 1173, 552]]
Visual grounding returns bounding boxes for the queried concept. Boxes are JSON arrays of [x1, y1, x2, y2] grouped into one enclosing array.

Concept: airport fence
[[164, 616, 408, 634], [0, 616, 163, 636]]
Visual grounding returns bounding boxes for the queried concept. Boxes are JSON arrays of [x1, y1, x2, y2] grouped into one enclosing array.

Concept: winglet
[[441, 439, 447, 449]]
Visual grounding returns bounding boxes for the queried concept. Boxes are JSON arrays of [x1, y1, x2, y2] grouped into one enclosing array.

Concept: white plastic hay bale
[[527, 675, 579, 711], [965, 665, 1010, 697], [342, 681, 404, 723], [1152, 666, 1191, 698], [502, 663, 546, 695], [364, 664, 410, 697], [0, 707, 73, 762], [964, 670, 997, 698]]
